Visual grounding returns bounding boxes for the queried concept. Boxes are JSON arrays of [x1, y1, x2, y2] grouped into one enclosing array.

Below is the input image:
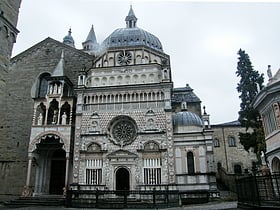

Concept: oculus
[[108, 115, 137, 146], [117, 51, 132, 65]]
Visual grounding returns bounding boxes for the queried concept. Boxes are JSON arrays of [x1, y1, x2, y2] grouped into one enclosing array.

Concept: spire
[[82, 25, 100, 55], [125, 5, 137, 28], [85, 25, 97, 43], [63, 28, 75, 48], [52, 51, 64, 77]]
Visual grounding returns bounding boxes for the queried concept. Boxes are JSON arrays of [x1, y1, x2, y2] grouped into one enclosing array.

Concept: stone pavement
[[0, 201, 238, 210]]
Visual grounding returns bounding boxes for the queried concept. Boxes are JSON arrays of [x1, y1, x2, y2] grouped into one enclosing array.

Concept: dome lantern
[[125, 5, 137, 28]]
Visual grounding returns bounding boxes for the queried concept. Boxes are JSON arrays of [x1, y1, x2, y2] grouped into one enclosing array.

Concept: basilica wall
[[0, 40, 92, 199]]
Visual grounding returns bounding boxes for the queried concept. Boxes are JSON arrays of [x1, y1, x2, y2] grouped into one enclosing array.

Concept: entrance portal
[[49, 149, 66, 194], [116, 167, 130, 192]]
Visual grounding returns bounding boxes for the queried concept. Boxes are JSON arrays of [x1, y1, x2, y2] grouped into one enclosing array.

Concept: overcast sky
[[12, 0, 280, 124]]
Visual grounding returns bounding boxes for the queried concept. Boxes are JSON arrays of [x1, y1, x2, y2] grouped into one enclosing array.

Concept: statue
[[267, 65, 272, 79], [38, 113, 43, 125], [49, 84, 53, 94], [52, 110, 58, 124], [61, 112, 67, 125], [53, 83, 58, 94]]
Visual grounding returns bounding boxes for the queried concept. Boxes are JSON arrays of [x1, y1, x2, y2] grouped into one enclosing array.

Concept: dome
[[101, 27, 163, 52], [63, 28, 75, 48], [100, 6, 163, 53], [173, 111, 203, 127]]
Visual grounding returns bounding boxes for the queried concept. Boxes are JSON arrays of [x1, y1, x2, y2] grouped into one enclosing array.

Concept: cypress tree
[[236, 49, 266, 161]]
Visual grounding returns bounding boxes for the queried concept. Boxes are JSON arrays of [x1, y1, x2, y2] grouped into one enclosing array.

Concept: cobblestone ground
[[0, 201, 238, 210]]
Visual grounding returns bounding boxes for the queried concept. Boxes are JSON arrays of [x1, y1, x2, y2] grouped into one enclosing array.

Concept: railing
[[236, 173, 280, 209], [82, 101, 165, 111], [66, 188, 180, 208]]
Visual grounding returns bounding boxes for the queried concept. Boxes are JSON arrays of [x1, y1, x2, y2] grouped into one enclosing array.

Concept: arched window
[[271, 157, 280, 173], [60, 102, 71, 125], [187, 151, 195, 174], [213, 138, 220, 147], [228, 136, 236, 147], [38, 73, 50, 98], [35, 103, 46, 125], [47, 99, 59, 125]]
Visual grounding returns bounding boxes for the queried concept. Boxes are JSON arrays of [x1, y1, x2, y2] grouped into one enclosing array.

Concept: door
[[49, 149, 66, 194], [116, 167, 130, 194]]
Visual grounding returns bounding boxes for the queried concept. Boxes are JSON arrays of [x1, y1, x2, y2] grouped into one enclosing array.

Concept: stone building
[[253, 65, 280, 173], [0, 0, 21, 200], [212, 121, 257, 174], [1, 6, 217, 200]]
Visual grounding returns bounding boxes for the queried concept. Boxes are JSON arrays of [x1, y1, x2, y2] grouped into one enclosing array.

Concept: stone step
[[4, 196, 65, 208]]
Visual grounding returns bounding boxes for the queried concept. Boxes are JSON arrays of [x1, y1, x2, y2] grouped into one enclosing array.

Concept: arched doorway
[[49, 149, 66, 194], [30, 134, 67, 196], [116, 167, 130, 192]]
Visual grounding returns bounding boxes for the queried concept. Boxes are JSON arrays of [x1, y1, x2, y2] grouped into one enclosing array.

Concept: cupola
[[63, 28, 75, 48]]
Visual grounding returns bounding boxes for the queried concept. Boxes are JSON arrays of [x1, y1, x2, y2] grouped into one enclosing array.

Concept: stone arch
[[144, 141, 160, 151], [87, 142, 102, 152], [29, 131, 69, 153], [115, 166, 131, 191]]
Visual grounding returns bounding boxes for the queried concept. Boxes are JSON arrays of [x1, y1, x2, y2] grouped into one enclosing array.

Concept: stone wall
[[0, 0, 21, 201], [212, 123, 257, 174]]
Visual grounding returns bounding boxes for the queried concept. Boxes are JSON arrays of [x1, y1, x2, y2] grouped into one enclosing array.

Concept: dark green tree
[[236, 49, 266, 161]]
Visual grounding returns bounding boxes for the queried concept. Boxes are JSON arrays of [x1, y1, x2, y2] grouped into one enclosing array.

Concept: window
[[213, 138, 220, 147], [38, 73, 50, 98], [187, 152, 195, 174], [85, 159, 102, 185], [228, 136, 236, 147], [234, 164, 242, 174], [143, 158, 161, 185]]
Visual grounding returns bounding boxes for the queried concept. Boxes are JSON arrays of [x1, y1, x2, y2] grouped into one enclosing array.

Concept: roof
[[84, 25, 97, 43], [11, 37, 92, 63], [212, 120, 241, 127], [172, 84, 201, 103], [173, 111, 203, 127], [100, 6, 163, 53]]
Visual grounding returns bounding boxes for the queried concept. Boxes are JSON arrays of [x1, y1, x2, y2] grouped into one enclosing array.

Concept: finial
[[203, 106, 207, 115], [68, 28, 72, 35]]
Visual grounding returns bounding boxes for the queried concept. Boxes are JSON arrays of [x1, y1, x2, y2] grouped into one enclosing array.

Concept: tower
[[82, 25, 99, 55], [0, 0, 21, 201]]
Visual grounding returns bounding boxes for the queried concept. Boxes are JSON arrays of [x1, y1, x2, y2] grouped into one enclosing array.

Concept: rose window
[[117, 51, 132, 65], [108, 116, 137, 146]]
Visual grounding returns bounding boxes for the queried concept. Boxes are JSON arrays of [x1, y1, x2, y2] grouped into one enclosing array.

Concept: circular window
[[117, 51, 132, 65], [108, 116, 137, 146]]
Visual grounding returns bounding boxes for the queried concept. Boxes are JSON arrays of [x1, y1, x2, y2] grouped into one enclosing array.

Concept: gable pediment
[[107, 149, 138, 159], [11, 37, 92, 64]]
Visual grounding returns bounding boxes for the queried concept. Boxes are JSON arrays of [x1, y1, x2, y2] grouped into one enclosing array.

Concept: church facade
[[4, 6, 217, 200]]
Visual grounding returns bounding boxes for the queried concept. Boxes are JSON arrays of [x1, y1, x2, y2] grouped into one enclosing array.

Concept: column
[[65, 153, 70, 188], [26, 154, 33, 187]]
